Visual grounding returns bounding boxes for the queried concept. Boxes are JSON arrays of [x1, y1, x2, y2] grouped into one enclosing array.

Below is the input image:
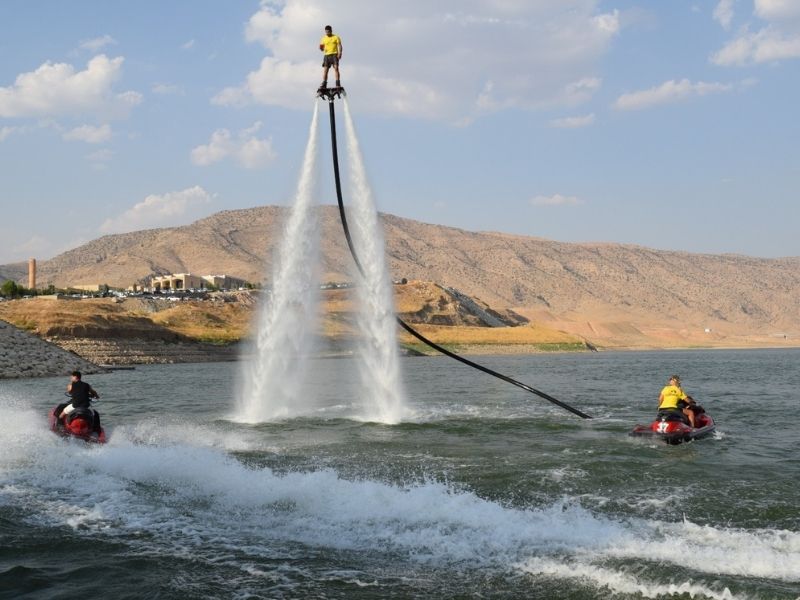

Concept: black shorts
[[657, 408, 689, 424], [322, 54, 339, 68]]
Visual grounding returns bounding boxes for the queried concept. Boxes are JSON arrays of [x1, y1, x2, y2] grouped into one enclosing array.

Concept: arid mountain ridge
[[3, 205, 799, 345]]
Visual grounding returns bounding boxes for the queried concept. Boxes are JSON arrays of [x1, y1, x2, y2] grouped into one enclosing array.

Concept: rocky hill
[[2, 205, 799, 348], [0, 262, 26, 285]]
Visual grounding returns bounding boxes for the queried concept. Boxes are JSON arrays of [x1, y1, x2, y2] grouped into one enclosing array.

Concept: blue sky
[[1, 0, 798, 265]]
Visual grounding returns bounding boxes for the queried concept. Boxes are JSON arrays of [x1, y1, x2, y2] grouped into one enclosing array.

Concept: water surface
[[1, 349, 798, 599]]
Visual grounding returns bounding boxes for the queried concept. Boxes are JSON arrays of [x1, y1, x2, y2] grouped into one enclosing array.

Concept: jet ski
[[49, 404, 106, 444], [630, 405, 715, 445]]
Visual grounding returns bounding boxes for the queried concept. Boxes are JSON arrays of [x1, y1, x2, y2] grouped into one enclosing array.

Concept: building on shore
[[70, 284, 109, 293], [148, 273, 247, 292]]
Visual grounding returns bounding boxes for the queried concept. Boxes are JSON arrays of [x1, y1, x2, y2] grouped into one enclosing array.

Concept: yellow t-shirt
[[320, 34, 341, 55], [658, 385, 687, 409]]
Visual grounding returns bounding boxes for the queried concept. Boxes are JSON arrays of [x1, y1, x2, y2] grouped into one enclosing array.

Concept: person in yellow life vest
[[657, 375, 696, 427], [319, 25, 343, 89]]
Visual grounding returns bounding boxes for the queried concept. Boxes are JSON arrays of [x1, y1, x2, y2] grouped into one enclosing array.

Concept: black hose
[[325, 99, 591, 420]]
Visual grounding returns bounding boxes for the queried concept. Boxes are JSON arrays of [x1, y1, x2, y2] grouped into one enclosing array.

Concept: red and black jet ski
[[630, 405, 715, 445], [49, 405, 106, 444]]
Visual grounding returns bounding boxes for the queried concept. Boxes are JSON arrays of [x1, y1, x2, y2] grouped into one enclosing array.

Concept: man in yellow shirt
[[319, 25, 343, 89], [657, 374, 696, 427]]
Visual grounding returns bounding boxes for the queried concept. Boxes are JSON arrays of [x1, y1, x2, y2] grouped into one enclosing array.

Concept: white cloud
[[100, 186, 213, 234], [62, 123, 112, 143], [0, 55, 142, 119], [712, 27, 800, 64], [216, 1, 620, 122], [181, 39, 196, 50], [755, 0, 800, 21], [530, 194, 582, 206], [79, 34, 117, 52], [713, 0, 735, 30], [191, 121, 277, 169], [712, 0, 800, 65], [549, 113, 595, 128], [613, 79, 733, 110]]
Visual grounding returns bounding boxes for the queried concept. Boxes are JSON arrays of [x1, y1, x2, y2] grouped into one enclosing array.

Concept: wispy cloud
[[613, 78, 733, 110], [7, 234, 91, 262], [86, 148, 114, 170], [100, 186, 214, 234], [191, 122, 276, 169], [79, 34, 117, 52], [0, 125, 21, 142], [181, 39, 196, 50], [62, 123, 112, 143], [530, 194, 582, 206], [713, 0, 734, 30], [13, 235, 49, 257], [87, 148, 114, 162], [549, 113, 595, 128], [152, 83, 184, 95]]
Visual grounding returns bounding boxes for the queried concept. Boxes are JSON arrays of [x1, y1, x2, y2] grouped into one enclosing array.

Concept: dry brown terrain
[[0, 283, 590, 364], [2, 205, 799, 349]]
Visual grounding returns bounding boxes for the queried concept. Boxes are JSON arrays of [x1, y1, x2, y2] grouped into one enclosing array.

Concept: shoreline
[[3, 339, 797, 381]]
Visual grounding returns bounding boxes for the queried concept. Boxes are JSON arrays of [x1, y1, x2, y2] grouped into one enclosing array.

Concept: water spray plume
[[342, 99, 409, 423], [236, 103, 321, 422]]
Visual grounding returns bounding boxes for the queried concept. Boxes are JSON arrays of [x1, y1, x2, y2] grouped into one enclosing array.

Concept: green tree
[[1, 280, 20, 298]]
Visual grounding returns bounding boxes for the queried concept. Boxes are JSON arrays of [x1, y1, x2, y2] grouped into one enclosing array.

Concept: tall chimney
[[28, 258, 36, 290]]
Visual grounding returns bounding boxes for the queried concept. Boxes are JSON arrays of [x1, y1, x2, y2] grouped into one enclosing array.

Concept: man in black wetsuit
[[57, 371, 101, 431]]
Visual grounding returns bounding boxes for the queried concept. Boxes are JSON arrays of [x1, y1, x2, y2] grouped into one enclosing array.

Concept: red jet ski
[[630, 405, 715, 445], [49, 405, 106, 444]]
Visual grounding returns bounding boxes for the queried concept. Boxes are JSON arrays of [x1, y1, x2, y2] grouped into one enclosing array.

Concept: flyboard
[[317, 85, 346, 101], [317, 84, 591, 420]]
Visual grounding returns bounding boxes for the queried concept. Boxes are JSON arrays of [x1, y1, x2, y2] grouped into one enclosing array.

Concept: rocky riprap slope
[[52, 338, 238, 366], [0, 319, 104, 379]]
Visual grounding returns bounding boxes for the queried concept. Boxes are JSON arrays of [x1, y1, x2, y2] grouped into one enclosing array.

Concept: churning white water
[[236, 104, 322, 422], [341, 99, 408, 423]]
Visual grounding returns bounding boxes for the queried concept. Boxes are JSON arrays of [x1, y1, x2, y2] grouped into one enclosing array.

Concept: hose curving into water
[[323, 96, 591, 420]]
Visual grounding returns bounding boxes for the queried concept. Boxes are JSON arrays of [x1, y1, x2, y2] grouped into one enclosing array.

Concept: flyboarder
[[318, 25, 342, 92]]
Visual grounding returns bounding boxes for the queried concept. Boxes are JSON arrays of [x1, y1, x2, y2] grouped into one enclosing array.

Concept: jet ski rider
[[657, 374, 695, 428], [57, 370, 101, 431]]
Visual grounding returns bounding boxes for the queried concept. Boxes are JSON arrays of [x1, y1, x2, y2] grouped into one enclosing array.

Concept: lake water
[[1, 349, 798, 599]]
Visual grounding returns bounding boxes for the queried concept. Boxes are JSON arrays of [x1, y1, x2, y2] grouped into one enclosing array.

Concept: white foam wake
[[518, 558, 740, 600], [2, 397, 798, 598]]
